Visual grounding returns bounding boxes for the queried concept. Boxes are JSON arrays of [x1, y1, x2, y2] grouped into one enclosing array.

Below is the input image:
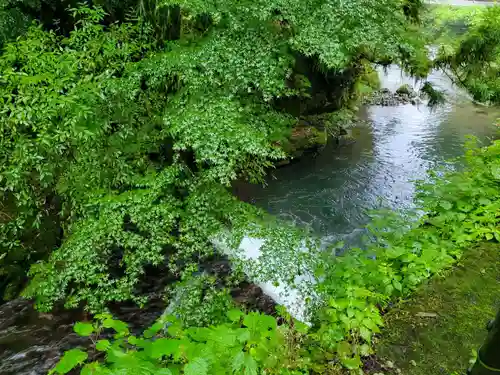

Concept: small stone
[[410, 360, 417, 366], [416, 312, 438, 318]]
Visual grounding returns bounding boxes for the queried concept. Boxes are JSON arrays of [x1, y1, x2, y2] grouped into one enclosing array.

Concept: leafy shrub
[[0, 0, 429, 308], [54, 137, 500, 372], [166, 275, 236, 328], [435, 6, 500, 103], [50, 310, 311, 375], [311, 138, 500, 369]]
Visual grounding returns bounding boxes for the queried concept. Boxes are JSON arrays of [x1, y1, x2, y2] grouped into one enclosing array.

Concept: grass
[[374, 242, 500, 375]]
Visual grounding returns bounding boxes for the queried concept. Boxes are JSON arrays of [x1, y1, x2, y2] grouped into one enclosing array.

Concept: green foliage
[[0, 0, 36, 46], [0, 0, 427, 308], [49, 349, 88, 375], [421, 81, 446, 106], [434, 6, 500, 104], [422, 4, 483, 44], [55, 136, 500, 372], [51, 311, 311, 374], [166, 275, 236, 328], [1, 1, 499, 373], [310, 138, 500, 369]]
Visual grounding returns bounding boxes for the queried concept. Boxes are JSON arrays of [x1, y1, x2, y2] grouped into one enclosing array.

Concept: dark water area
[[235, 66, 499, 245], [0, 292, 167, 375], [0, 260, 276, 375]]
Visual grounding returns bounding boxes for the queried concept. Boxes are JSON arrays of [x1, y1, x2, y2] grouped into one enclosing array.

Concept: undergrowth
[[376, 242, 500, 375], [53, 138, 500, 374]]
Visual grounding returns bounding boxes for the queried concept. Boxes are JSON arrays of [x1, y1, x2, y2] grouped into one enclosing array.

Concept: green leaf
[[150, 338, 180, 359], [392, 279, 402, 292], [243, 353, 258, 375], [490, 162, 500, 180], [359, 326, 372, 343], [237, 328, 251, 343], [144, 321, 164, 338], [336, 341, 352, 357], [80, 362, 102, 375], [184, 357, 209, 375], [74, 322, 94, 337], [439, 200, 453, 210], [227, 309, 244, 323], [95, 339, 111, 352], [341, 355, 362, 369], [478, 197, 492, 206], [155, 370, 173, 375], [102, 319, 129, 335], [51, 349, 88, 374], [232, 351, 245, 373], [294, 320, 309, 334], [359, 344, 372, 356], [243, 313, 260, 333]]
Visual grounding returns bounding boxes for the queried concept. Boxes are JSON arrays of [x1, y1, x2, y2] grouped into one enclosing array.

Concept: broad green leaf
[[74, 322, 94, 337], [359, 344, 372, 356], [490, 161, 500, 180], [294, 320, 309, 334], [336, 341, 351, 357], [237, 328, 251, 343], [51, 349, 88, 374], [102, 319, 129, 335], [243, 313, 260, 333], [359, 326, 372, 343], [227, 309, 244, 322], [478, 197, 492, 206], [95, 339, 111, 352], [439, 200, 453, 210], [341, 355, 362, 369], [80, 362, 103, 375], [144, 321, 164, 338], [184, 357, 209, 375], [232, 351, 245, 373], [392, 280, 402, 292], [243, 353, 258, 375], [155, 370, 173, 375], [150, 338, 180, 359]]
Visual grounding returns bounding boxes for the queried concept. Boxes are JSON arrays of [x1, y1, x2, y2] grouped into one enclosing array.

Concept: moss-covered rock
[[284, 122, 328, 160], [396, 83, 413, 96]]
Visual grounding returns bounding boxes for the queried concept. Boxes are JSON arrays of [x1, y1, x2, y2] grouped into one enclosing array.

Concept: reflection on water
[[237, 66, 499, 243]]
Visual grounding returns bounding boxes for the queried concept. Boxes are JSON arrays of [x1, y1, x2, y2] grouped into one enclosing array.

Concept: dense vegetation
[[0, 0, 427, 306], [0, 0, 499, 373], [432, 5, 500, 103], [53, 137, 500, 374]]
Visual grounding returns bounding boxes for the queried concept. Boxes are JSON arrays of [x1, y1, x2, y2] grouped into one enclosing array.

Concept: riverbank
[[372, 242, 500, 375]]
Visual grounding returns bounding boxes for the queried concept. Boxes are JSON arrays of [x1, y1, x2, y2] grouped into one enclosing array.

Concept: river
[[236, 66, 499, 246], [3, 67, 497, 375], [2, 18, 500, 375]]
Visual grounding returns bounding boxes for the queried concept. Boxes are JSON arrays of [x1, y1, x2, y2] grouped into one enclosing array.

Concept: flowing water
[[235, 66, 499, 245]]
